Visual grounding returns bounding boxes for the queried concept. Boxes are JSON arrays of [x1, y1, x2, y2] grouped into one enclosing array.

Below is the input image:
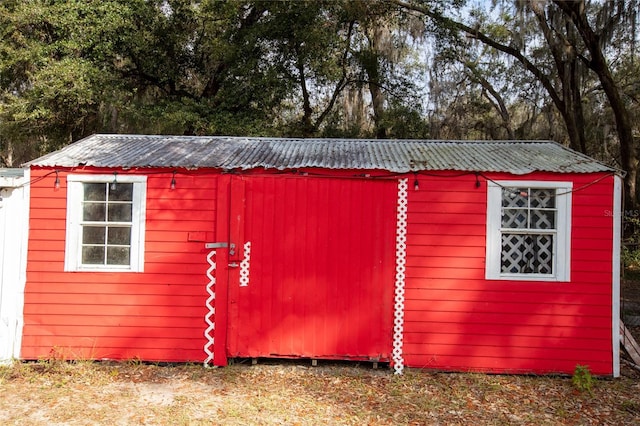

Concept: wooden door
[[226, 175, 397, 361]]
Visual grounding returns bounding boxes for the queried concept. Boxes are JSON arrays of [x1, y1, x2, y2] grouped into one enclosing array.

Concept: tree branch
[[313, 20, 356, 132], [384, 0, 566, 112]]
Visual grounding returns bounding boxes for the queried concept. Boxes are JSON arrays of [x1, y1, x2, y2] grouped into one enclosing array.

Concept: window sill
[[66, 266, 142, 273], [486, 273, 569, 282]]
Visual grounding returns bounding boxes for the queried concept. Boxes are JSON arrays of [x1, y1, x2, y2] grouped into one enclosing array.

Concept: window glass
[[110, 183, 133, 201], [107, 246, 130, 265], [501, 234, 554, 274], [107, 227, 131, 245], [82, 246, 105, 265], [78, 183, 135, 267], [83, 203, 106, 221], [82, 226, 106, 244], [84, 183, 106, 201], [108, 203, 132, 222], [499, 187, 558, 275]]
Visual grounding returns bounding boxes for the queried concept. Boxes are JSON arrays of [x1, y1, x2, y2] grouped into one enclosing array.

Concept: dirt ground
[[0, 357, 639, 425], [0, 281, 638, 425]]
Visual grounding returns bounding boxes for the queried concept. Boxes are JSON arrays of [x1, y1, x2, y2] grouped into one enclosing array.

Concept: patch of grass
[[620, 399, 640, 414], [572, 364, 594, 395]]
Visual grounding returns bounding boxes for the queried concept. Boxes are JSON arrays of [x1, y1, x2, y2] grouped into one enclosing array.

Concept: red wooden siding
[[226, 175, 397, 360], [22, 167, 216, 362], [403, 172, 616, 374], [22, 166, 617, 375]]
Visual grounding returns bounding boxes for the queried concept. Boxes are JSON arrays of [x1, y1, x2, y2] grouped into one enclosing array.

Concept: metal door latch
[[205, 242, 236, 255], [205, 242, 228, 249]]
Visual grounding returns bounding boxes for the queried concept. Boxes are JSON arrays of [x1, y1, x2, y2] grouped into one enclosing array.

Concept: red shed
[[19, 135, 621, 376]]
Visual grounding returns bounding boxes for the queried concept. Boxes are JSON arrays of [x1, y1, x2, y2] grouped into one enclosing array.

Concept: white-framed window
[[485, 181, 572, 282], [65, 174, 147, 272]]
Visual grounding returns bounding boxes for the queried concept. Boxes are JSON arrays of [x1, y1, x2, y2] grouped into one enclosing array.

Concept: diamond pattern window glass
[[486, 181, 572, 282], [500, 188, 557, 274]]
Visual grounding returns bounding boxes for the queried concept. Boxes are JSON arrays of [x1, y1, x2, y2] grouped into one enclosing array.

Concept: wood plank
[[404, 332, 610, 351], [404, 288, 609, 305], [403, 342, 610, 363], [403, 353, 612, 375], [404, 278, 611, 295], [620, 320, 640, 365], [405, 321, 611, 339], [405, 299, 611, 316], [403, 310, 609, 328], [24, 314, 205, 328]]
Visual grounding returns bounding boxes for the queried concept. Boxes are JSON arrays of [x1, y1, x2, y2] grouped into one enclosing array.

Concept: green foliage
[[1, 0, 635, 183], [572, 364, 594, 395], [622, 249, 640, 277], [0, 0, 438, 165]]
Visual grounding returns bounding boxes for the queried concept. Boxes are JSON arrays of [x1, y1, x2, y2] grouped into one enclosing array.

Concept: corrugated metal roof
[[26, 134, 615, 174]]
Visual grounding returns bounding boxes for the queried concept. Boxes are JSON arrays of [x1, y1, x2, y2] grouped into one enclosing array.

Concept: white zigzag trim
[[203, 250, 216, 367]]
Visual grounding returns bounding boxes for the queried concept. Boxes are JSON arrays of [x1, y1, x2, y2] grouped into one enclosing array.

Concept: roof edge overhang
[[24, 134, 618, 175]]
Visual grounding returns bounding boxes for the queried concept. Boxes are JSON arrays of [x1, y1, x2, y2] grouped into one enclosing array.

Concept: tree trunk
[[554, 0, 638, 207], [473, 72, 515, 139], [363, 26, 388, 139], [531, 3, 587, 153], [295, 45, 315, 137], [1, 140, 14, 167]]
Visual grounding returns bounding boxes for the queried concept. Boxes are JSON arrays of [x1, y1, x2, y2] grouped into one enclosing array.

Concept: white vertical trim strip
[[612, 176, 622, 377], [0, 169, 29, 363], [14, 168, 30, 361], [203, 250, 216, 367], [393, 178, 408, 374], [239, 241, 251, 287], [485, 183, 501, 280]]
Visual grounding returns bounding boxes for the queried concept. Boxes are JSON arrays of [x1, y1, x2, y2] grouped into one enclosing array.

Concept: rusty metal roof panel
[[26, 134, 614, 174]]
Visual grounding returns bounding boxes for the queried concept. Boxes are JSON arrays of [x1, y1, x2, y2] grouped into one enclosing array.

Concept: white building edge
[[0, 168, 30, 364]]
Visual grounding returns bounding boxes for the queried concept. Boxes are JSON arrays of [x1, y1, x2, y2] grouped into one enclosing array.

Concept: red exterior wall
[[403, 171, 616, 375], [22, 166, 617, 374], [22, 167, 217, 362]]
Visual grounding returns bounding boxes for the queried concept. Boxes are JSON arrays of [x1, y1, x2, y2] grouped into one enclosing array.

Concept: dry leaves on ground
[[1, 359, 640, 425]]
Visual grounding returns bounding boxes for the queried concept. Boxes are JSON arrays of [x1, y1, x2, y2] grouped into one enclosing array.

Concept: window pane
[[530, 189, 555, 208], [83, 203, 106, 221], [502, 209, 528, 228], [110, 183, 133, 202], [534, 234, 554, 274], [82, 246, 105, 264], [83, 226, 106, 244], [531, 210, 556, 229], [108, 203, 133, 222], [84, 183, 106, 201], [502, 188, 528, 208], [501, 233, 553, 274], [107, 227, 131, 245], [107, 247, 130, 265]]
